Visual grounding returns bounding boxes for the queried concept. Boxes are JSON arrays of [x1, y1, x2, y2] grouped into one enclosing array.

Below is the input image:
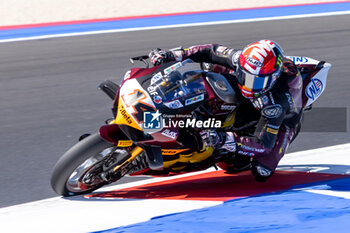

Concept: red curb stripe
[[87, 170, 349, 201]]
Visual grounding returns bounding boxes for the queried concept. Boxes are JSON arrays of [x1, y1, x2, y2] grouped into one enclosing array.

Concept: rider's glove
[[149, 48, 175, 66], [251, 160, 273, 182], [221, 132, 237, 152], [200, 130, 237, 152], [200, 129, 223, 148]]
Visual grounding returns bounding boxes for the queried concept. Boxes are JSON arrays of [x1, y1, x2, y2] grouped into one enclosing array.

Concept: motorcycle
[[50, 55, 331, 196]]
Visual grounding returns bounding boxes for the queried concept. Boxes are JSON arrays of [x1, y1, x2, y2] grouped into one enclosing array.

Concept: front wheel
[[50, 133, 130, 196]]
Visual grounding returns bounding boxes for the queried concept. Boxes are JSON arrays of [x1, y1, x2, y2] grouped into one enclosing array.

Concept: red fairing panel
[[124, 66, 160, 82]]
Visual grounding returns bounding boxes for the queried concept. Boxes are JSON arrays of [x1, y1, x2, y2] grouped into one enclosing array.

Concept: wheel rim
[[66, 147, 115, 193]]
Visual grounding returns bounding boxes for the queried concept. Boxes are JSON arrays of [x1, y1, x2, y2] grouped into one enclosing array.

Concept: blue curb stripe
[[92, 177, 350, 233], [1, 2, 350, 41]]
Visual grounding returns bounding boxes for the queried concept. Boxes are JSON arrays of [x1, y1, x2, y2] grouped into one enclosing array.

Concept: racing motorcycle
[[50, 55, 331, 196]]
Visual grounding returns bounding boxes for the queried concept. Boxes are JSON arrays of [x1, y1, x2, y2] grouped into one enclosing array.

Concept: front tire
[[51, 133, 117, 196]]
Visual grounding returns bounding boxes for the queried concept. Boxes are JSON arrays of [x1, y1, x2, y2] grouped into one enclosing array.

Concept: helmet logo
[[242, 41, 274, 74], [246, 57, 263, 67]]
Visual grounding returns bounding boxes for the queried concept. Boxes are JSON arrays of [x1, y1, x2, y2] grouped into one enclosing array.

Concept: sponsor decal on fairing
[[161, 129, 178, 139], [285, 56, 320, 66], [305, 78, 323, 101], [221, 105, 236, 111], [147, 85, 159, 96], [153, 95, 162, 104], [164, 99, 183, 109], [291, 56, 309, 63], [117, 140, 133, 147], [118, 105, 133, 124], [185, 94, 204, 106], [123, 70, 131, 80], [150, 72, 163, 85], [164, 62, 182, 75]]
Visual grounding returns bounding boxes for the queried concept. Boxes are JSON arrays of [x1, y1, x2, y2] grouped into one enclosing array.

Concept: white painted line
[[0, 197, 221, 233], [1, 10, 350, 43], [294, 184, 350, 199], [98, 167, 217, 193], [305, 189, 350, 199], [278, 143, 350, 174]]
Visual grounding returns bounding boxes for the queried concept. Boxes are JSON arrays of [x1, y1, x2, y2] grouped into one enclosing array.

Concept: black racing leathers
[[169, 44, 303, 171]]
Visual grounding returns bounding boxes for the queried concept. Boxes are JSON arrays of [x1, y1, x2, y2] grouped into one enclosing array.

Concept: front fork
[[113, 146, 143, 173]]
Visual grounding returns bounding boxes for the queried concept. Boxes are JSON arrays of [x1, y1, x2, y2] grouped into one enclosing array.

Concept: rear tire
[[50, 133, 115, 196]]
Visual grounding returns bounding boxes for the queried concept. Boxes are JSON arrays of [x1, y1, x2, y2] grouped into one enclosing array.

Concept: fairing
[[286, 56, 331, 107]]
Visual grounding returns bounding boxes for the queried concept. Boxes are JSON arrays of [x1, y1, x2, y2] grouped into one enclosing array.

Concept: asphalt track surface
[[1, 14, 350, 208]]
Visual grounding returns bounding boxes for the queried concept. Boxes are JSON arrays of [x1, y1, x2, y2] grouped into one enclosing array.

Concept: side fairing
[[116, 78, 156, 130], [286, 56, 331, 107]]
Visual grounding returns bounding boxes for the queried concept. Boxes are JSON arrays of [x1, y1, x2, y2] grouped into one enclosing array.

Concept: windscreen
[[150, 61, 207, 109]]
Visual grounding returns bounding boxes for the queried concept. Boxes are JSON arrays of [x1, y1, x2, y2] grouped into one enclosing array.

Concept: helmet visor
[[236, 67, 280, 98], [237, 68, 274, 91]]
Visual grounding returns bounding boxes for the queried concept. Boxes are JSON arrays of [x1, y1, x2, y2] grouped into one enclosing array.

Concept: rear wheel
[[50, 133, 130, 196]]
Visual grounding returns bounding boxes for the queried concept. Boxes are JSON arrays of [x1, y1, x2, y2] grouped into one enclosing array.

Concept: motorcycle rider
[[149, 40, 303, 182]]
